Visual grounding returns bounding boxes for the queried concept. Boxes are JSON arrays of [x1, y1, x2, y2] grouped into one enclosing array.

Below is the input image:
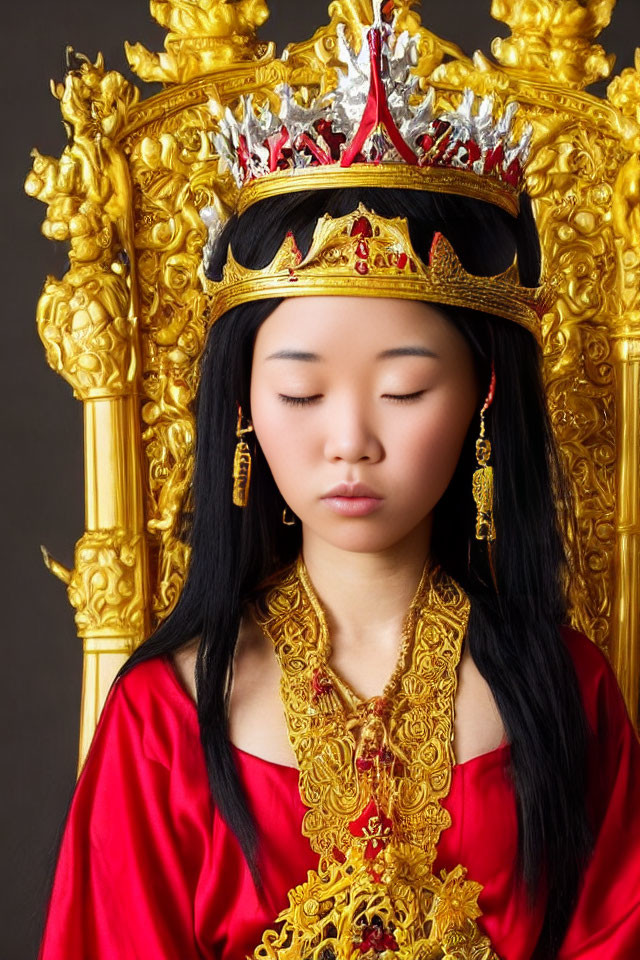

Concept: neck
[[300, 519, 432, 649]]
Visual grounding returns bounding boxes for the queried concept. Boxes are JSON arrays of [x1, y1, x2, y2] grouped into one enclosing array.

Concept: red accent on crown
[[481, 366, 497, 414], [341, 22, 418, 167], [351, 215, 374, 274], [351, 216, 374, 238], [429, 231, 445, 265], [285, 230, 304, 265], [211, 3, 532, 204]]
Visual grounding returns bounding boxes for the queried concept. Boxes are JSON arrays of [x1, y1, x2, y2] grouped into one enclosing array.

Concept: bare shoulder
[[171, 637, 200, 702], [169, 611, 271, 706], [230, 606, 297, 766], [453, 641, 507, 762], [235, 606, 275, 667]]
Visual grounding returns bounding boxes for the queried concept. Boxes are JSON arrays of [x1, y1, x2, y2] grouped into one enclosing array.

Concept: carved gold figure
[[26, 0, 640, 770]]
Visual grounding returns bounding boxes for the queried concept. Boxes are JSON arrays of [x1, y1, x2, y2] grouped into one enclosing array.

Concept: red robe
[[37, 627, 640, 959]]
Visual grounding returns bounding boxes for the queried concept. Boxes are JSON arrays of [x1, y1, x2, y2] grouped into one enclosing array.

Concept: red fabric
[[37, 627, 640, 960]]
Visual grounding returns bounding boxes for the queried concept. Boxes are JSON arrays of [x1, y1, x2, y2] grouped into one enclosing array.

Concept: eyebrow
[[265, 346, 439, 361]]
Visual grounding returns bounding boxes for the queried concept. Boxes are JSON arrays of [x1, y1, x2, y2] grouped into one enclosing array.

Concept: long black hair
[[116, 186, 595, 958]]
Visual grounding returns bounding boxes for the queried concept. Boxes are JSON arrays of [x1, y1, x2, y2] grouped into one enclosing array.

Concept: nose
[[323, 399, 383, 464]]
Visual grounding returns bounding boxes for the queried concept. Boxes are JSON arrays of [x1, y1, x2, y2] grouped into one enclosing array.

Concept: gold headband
[[235, 163, 520, 219], [200, 204, 553, 344]]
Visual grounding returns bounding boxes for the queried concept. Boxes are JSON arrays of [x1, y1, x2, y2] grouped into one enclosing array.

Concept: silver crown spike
[[455, 89, 476, 123], [225, 106, 242, 148], [206, 3, 528, 191], [256, 99, 277, 136], [335, 22, 369, 83], [495, 100, 519, 143], [392, 29, 419, 68], [474, 94, 497, 149], [278, 83, 328, 144], [399, 86, 435, 145], [505, 122, 533, 167], [519, 123, 533, 161], [239, 95, 261, 149], [232, 95, 269, 177], [200, 204, 224, 265], [329, 22, 373, 137], [213, 132, 235, 168], [441, 88, 476, 143]]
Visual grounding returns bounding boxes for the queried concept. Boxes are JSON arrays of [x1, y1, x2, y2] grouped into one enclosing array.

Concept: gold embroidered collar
[[250, 554, 500, 959]]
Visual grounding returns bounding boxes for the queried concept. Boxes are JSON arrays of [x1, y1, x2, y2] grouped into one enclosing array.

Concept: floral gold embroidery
[[251, 557, 501, 959]]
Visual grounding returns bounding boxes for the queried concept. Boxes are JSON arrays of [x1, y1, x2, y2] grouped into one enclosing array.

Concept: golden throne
[[25, 0, 640, 773]]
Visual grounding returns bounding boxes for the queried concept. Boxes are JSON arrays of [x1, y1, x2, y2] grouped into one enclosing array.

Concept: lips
[[322, 482, 383, 499]]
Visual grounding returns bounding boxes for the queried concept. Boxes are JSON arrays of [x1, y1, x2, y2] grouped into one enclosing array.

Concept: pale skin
[[173, 296, 506, 767]]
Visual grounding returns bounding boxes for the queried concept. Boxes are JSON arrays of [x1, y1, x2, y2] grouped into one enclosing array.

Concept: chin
[[304, 520, 421, 556]]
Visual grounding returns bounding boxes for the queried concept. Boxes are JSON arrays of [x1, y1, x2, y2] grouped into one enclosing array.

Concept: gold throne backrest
[[25, 0, 640, 772]]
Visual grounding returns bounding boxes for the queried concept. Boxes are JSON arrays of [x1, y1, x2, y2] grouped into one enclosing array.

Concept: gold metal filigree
[[36, 264, 136, 401], [203, 203, 551, 339], [250, 558, 498, 959]]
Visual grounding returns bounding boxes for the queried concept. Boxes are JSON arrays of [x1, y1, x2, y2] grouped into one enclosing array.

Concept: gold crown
[[200, 204, 554, 342], [197, 3, 541, 334], [202, 1, 532, 242]]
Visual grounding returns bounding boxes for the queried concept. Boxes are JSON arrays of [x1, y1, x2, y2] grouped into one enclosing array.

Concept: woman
[[36, 182, 640, 959], [37, 6, 640, 958]]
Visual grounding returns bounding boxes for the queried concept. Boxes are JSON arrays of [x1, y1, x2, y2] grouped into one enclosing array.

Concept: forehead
[[253, 296, 461, 357]]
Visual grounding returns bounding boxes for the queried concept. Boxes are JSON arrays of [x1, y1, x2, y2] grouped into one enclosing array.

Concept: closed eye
[[278, 394, 322, 406], [383, 391, 426, 403], [278, 391, 426, 406]]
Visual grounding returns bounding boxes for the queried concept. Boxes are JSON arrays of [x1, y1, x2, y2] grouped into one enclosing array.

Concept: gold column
[[25, 52, 149, 774], [611, 326, 640, 722], [74, 389, 150, 771], [35, 275, 151, 773], [610, 146, 640, 724]]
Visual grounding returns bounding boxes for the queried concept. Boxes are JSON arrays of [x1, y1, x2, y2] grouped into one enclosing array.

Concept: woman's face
[[250, 296, 479, 555]]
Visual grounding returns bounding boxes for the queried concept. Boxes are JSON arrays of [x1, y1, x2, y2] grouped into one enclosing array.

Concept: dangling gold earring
[[282, 507, 297, 526], [232, 405, 254, 507], [472, 367, 496, 542]]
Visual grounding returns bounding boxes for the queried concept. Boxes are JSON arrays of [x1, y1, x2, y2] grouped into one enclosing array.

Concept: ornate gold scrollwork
[[490, 0, 616, 88], [25, 51, 141, 400], [26, 51, 151, 769], [36, 264, 135, 401], [125, 0, 273, 84], [69, 531, 146, 637]]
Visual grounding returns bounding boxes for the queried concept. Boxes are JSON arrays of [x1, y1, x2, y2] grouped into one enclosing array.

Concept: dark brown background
[[2, 0, 638, 956]]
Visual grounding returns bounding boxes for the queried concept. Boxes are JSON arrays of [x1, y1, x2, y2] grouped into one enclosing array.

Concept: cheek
[[251, 390, 312, 487], [259, 418, 305, 468], [393, 400, 474, 505]]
